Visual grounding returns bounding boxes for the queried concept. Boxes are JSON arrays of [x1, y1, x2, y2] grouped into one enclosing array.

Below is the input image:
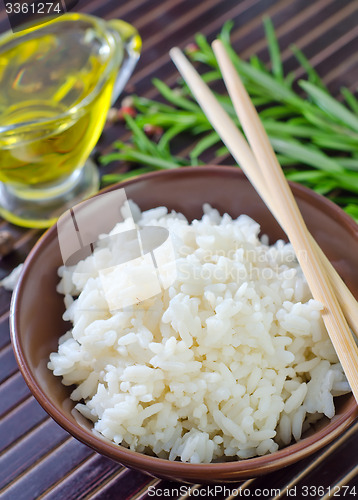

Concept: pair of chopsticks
[[170, 42, 358, 404]]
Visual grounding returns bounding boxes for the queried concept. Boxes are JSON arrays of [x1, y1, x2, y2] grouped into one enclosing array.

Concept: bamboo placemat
[[1, 0, 357, 498]]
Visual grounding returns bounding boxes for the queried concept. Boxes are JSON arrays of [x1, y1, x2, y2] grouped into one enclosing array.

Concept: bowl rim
[[10, 165, 358, 475]]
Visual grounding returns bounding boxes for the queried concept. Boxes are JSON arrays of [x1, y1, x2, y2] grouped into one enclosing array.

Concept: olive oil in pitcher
[[0, 17, 117, 190], [0, 14, 140, 228]]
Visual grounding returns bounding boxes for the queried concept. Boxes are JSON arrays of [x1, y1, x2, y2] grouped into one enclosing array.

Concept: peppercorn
[[118, 106, 137, 121], [106, 107, 120, 124], [106, 103, 137, 125], [121, 96, 135, 108], [184, 42, 199, 55], [143, 124, 164, 140]]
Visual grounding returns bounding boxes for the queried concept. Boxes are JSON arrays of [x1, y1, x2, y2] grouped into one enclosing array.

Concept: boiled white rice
[[48, 202, 350, 463]]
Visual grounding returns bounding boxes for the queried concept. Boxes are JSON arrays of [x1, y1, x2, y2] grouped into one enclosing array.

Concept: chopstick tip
[[169, 47, 182, 61], [211, 39, 222, 49]]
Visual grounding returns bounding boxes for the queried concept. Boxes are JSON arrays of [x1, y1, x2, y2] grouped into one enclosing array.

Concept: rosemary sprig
[[100, 114, 190, 173], [101, 19, 358, 220]]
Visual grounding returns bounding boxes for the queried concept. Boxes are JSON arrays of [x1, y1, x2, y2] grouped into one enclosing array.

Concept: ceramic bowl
[[10, 166, 358, 483]]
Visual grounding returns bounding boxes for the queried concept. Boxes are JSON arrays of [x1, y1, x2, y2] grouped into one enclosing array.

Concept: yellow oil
[[0, 19, 116, 191]]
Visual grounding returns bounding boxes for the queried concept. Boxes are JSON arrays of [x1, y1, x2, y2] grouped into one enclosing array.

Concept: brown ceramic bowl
[[10, 166, 358, 484]]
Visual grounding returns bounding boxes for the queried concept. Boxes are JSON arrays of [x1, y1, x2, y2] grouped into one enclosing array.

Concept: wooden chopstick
[[169, 47, 358, 337], [210, 42, 358, 339], [170, 45, 358, 402], [212, 41, 358, 402]]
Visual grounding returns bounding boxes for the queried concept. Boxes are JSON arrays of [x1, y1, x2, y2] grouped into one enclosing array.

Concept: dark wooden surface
[[1, 0, 358, 498]]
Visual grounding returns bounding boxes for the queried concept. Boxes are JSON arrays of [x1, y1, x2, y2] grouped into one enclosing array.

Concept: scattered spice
[[118, 106, 137, 121], [143, 124, 164, 139], [121, 96, 135, 108], [184, 42, 199, 55], [106, 102, 137, 125], [106, 107, 120, 124]]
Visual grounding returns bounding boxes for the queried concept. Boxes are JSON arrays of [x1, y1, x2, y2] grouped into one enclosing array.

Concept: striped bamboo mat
[[1, 0, 357, 498]]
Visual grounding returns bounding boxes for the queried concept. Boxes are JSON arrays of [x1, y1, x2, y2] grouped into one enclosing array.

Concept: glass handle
[[106, 20, 141, 104]]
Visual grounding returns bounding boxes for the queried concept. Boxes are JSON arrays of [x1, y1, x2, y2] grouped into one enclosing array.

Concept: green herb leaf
[[263, 16, 284, 81], [300, 80, 358, 132], [290, 44, 326, 89], [101, 18, 358, 217]]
